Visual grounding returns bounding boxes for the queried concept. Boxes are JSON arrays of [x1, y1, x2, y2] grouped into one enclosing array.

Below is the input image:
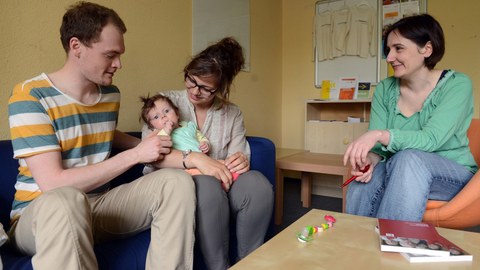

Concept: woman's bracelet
[[182, 149, 192, 169]]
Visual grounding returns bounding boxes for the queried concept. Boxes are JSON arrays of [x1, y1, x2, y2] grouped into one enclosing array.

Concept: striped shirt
[[8, 73, 120, 221]]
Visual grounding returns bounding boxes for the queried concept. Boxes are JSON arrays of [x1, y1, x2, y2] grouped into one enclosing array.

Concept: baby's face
[[147, 99, 179, 130]]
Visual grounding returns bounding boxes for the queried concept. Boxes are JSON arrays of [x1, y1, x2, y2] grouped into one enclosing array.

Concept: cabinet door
[[305, 122, 368, 154]]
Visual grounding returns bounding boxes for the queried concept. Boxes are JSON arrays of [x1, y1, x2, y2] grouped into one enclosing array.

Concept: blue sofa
[[0, 134, 276, 269]]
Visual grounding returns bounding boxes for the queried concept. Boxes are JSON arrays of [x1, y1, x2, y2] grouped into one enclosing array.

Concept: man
[[7, 2, 195, 269]]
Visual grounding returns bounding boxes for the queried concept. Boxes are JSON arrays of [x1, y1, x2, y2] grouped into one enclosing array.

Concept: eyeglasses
[[185, 75, 217, 97]]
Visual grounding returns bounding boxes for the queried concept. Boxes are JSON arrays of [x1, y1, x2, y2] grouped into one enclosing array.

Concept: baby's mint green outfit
[[172, 121, 207, 152]]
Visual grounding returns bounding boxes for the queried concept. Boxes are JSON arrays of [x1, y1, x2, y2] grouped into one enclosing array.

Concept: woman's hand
[[343, 130, 388, 169], [224, 152, 250, 174], [349, 152, 381, 183], [189, 152, 235, 190]]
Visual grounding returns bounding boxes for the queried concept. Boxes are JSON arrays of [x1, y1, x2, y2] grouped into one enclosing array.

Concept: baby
[[140, 94, 238, 182], [140, 94, 210, 154]]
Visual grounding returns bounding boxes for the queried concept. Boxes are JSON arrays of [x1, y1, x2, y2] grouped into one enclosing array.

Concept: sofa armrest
[[247, 136, 276, 188], [0, 140, 17, 230]]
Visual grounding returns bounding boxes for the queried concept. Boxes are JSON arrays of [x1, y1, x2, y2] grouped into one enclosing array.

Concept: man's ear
[[69, 37, 82, 58]]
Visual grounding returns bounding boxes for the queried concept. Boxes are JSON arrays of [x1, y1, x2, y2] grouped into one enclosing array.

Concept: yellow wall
[[0, 0, 282, 144], [282, 0, 320, 149], [281, 0, 480, 149], [0, 0, 191, 139], [428, 0, 480, 118], [1, 1, 478, 150], [232, 0, 282, 144]]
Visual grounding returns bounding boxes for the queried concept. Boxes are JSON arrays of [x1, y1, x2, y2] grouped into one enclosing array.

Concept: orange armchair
[[422, 119, 480, 229]]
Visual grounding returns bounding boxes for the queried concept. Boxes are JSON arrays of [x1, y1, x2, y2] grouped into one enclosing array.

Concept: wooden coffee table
[[275, 151, 350, 225], [230, 209, 480, 269]]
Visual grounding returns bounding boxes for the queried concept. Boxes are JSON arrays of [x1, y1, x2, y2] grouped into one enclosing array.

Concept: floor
[[273, 178, 342, 234], [273, 178, 480, 234]]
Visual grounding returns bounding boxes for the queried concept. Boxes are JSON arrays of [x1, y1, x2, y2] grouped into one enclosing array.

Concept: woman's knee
[[229, 171, 274, 207], [238, 170, 272, 186], [194, 175, 227, 208], [234, 170, 272, 192], [388, 149, 426, 167]]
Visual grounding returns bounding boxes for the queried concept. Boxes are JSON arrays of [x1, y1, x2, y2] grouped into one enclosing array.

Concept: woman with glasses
[[143, 37, 274, 270]]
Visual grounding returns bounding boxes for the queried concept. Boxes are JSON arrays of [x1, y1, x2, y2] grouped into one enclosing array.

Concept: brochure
[[338, 77, 358, 100]]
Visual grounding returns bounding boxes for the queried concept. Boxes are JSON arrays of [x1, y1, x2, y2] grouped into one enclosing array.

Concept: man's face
[[78, 23, 125, 86]]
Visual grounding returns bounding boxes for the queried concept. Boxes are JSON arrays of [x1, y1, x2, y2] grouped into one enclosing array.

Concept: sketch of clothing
[[345, 3, 377, 58], [331, 7, 350, 58], [314, 10, 333, 61]]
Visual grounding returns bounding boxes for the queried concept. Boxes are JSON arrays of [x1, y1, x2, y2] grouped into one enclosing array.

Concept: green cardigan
[[369, 70, 477, 173]]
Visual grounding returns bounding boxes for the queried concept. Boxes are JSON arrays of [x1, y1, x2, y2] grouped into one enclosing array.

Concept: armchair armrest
[[247, 136, 276, 188]]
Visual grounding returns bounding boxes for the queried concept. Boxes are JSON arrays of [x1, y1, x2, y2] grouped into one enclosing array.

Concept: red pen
[[340, 165, 370, 188]]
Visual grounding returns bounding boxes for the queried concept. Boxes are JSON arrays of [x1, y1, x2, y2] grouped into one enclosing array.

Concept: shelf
[[305, 99, 371, 154], [306, 100, 371, 122]]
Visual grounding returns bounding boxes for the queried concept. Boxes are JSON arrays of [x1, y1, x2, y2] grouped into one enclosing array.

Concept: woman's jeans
[[346, 149, 473, 222]]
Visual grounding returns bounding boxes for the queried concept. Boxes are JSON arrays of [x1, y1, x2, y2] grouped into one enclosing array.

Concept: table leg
[[301, 172, 312, 208], [275, 167, 284, 225]]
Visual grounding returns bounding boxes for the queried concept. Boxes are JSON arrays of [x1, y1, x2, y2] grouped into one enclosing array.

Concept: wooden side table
[[275, 151, 350, 225], [275, 148, 308, 159]]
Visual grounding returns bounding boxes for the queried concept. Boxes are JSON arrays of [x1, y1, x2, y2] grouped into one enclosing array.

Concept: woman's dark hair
[[60, 1, 127, 53], [139, 94, 179, 129], [184, 37, 245, 108], [383, 14, 445, 70]]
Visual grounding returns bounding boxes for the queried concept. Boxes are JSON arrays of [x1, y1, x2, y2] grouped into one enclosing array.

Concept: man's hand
[[135, 130, 172, 163]]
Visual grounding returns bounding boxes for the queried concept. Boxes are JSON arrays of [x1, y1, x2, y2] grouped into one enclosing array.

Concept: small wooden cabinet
[[305, 99, 371, 154]]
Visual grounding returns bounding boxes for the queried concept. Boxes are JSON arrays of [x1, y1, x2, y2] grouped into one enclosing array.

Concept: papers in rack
[[338, 77, 358, 100]]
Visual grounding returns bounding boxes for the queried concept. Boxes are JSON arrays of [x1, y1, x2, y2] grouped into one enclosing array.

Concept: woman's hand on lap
[[225, 152, 250, 174], [190, 152, 234, 190], [344, 130, 383, 169]]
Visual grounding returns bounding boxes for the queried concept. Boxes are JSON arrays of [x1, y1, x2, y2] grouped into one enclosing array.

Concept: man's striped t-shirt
[[8, 73, 120, 221]]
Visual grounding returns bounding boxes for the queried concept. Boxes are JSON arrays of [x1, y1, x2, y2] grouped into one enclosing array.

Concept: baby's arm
[[196, 129, 210, 154], [199, 140, 210, 153]]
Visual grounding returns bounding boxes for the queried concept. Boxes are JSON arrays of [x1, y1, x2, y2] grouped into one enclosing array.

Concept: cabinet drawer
[[305, 121, 368, 154]]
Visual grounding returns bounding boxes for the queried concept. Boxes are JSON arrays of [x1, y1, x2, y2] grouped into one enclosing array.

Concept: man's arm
[[26, 132, 172, 193]]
